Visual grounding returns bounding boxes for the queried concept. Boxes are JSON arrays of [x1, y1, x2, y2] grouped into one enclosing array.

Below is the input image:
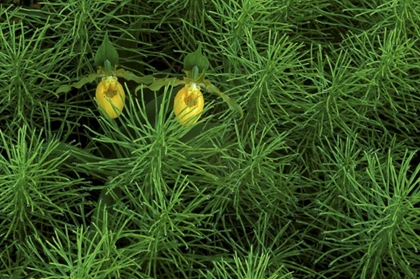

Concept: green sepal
[[135, 77, 185, 93], [55, 84, 72, 94], [94, 32, 119, 67], [116, 69, 155, 85], [55, 73, 99, 94], [183, 44, 210, 74], [203, 80, 244, 119]]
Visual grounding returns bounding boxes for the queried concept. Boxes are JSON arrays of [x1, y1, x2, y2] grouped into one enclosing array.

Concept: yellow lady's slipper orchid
[[174, 82, 204, 126], [95, 76, 125, 119]]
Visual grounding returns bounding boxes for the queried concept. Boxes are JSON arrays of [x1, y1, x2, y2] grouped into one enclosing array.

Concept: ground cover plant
[[1, 0, 420, 278]]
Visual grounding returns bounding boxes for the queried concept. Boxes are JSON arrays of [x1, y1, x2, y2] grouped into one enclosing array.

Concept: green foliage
[[1, 0, 420, 278]]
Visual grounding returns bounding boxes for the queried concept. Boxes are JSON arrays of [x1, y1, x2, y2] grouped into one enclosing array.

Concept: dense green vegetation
[[1, 0, 420, 278]]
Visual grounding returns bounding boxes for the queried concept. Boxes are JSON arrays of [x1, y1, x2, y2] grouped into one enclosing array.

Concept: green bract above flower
[[183, 44, 210, 76]]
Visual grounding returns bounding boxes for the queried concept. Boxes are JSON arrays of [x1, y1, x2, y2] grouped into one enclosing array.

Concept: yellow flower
[[95, 76, 125, 119], [174, 83, 204, 126]]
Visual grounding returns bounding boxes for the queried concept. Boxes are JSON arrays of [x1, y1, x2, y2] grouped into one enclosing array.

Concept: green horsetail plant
[[0, 124, 90, 277], [312, 135, 420, 278], [25, 212, 150, 278], [199, 246, 294, 279], [0, 125, 86, 241]]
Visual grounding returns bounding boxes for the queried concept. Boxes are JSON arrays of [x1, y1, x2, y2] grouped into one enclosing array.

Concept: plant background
[[1, 0, 420, 278]]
